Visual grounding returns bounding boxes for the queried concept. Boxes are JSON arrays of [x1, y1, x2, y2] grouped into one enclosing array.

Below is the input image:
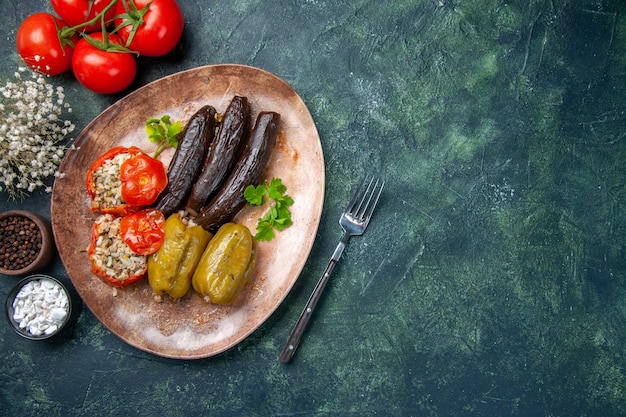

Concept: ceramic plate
[[51, 64, 325, 359]]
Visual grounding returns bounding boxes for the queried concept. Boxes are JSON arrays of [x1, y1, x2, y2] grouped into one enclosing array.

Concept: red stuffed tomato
[[88, 213, 148, 287], [16, 13, 78, 75], [50, 0, 117, 32], [86, 146, 145, 215], [120, 153, 168, 206], [115, 0, 184, 57], [120, 209, 166, 255], [72, 32, 137, 94]]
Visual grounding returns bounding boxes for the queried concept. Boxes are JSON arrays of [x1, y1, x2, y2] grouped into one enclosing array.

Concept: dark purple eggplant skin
[[186, 95, 250, 214], [194, 111, 280, 233], [154, 105, 217, 217]]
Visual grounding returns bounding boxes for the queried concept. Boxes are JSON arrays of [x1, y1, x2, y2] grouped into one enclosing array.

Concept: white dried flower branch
[[0, 68, 75, 200]]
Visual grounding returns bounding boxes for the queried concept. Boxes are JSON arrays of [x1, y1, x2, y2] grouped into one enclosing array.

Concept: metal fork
[[279, 176, 385, 363]]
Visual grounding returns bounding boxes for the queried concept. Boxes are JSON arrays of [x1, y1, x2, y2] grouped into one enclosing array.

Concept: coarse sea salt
[[12, 278, 69, 337]]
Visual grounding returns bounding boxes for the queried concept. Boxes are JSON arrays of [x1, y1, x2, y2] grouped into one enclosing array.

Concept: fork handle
[[279, 233, 350, 363]]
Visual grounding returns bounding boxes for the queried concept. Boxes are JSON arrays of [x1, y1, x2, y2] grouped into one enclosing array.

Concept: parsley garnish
[[146, 114, 183, 158], [244, 178, 294, 241]]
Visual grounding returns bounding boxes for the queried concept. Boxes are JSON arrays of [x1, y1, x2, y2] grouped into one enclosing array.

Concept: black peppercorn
[[0, 215, 42, 270]]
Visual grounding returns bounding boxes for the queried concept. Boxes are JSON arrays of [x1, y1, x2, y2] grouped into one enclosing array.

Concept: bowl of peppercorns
[[0, 210, 55, 276]]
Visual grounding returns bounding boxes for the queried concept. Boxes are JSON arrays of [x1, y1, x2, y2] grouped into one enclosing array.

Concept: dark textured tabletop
[[1, 1, 625, 416]]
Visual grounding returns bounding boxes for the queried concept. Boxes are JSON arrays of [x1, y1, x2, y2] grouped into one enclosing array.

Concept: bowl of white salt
[[5, 274, 80, 340]]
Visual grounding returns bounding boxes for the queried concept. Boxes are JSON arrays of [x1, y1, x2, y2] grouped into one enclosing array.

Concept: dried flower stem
[[0, 68, 75, 200]]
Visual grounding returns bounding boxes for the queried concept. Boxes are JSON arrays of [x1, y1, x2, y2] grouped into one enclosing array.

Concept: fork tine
[[353, 177, 376, 220], [350, 176, 374, 218], [348, 176, 384, 223], [360, 178, 384, 225], [345, 176, 371, 215]]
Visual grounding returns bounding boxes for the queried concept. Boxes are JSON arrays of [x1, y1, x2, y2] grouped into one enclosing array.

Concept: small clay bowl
[[0, 210, 55, 276], [5, 274, 80, 340]]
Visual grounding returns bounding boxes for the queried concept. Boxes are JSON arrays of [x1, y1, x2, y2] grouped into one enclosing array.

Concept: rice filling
[[90, 153, 133, 212], [89, 214, 147, 282]]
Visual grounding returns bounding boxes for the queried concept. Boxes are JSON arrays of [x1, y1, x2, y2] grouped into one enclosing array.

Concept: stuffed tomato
[[86, 146, 167, 216], [88, 213, 149, 287]]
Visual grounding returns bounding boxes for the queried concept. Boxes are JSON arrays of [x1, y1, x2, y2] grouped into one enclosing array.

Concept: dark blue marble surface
[[1, 0, 626, 415]]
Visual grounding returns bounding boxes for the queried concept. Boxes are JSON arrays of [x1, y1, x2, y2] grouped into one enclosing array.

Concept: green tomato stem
[[54, 0, 148, 54], [62, 0, 119, 35], [111, 0, 154, 48]]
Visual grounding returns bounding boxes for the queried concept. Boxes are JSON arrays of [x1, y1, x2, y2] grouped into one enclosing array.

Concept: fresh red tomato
[[120, 209, 166, 255], [50, 0, 117, 32], [120, 153, 168, 206], [115, 0, 184, 57], [16, 13, 78, 75], [72, 32, 137, 94]]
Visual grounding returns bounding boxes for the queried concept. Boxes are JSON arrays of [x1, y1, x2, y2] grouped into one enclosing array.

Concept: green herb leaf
[[146, 115, 183, 158], [254, 218, 276, 242], [274, 206, 293, 230], [244, 184, 267, 206], [280, 194, 294, 207], [267, 177, 287, 199], [244, 178, 294, 241]]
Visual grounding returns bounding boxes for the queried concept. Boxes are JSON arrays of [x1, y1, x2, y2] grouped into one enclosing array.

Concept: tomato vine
[[16, 0, 184, 93]]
